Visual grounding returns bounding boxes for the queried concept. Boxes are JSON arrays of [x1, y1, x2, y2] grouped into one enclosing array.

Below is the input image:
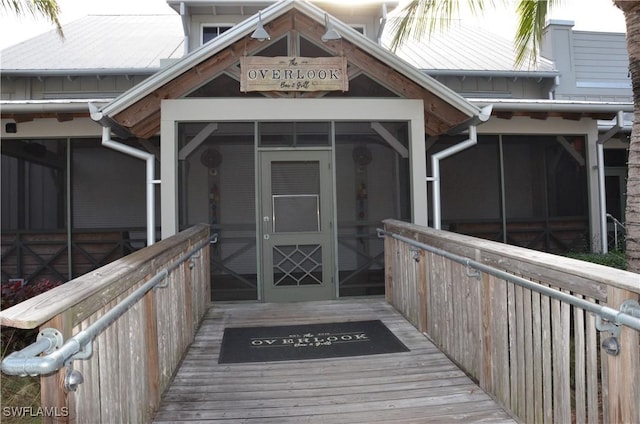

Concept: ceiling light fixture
[[322, 14, 341, 42], [251, 11, 270, 41]]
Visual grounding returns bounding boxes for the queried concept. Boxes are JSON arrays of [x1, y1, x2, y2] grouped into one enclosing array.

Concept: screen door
[[260, 150, 334, 302]]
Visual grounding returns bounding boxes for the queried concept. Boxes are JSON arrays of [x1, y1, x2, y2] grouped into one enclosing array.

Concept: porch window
[[1, 140, 65, 230], [271, 161, 321, 233], [2, 138, 148, 284], [176, 119, 412, 300], [335, 121, 410, 296], [435, 134, 589, 253], [202, 25, 232, 44], [178, 121, 257, 301], [259, 122, 331, 147], [351, 25, 365, 35]]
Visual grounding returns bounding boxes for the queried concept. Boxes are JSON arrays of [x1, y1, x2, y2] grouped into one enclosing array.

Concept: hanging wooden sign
[[240, 56, 348, 92]]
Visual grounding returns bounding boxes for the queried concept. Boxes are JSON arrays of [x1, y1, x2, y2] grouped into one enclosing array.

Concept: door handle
[[263, 216, 270, 240]]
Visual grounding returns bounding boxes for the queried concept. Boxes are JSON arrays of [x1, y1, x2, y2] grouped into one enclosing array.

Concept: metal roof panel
[[384, 21, 557, 73], [1, 15, 184, 71]]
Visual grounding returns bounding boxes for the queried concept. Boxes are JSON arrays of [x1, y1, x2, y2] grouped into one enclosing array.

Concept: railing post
[[17, 232, 24, 278], [416, 248, 427, 334], [143, 289, 160, 417], [384, 229, 393, 303], [479, 270, 493, 393], [604, 287, 640, 424], [40, 310, 74, 424]]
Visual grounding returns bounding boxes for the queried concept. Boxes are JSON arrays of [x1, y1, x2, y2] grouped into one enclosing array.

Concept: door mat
[[218, 320, 410, 364]]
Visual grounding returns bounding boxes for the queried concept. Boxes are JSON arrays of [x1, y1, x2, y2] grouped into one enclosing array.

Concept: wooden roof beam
[[495, 111, 514, 120], [1, 113, 89, 122], [560, 112, 583, 121], [56, 114, 74, 122], [529, 112, 549, 120]]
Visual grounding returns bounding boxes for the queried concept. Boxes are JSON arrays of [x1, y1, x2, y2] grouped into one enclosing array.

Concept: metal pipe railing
[[378, 228, 640, 332], [606, 213, 626, 252], [606, 213, 626, 230], [1, 233, 218, 378]]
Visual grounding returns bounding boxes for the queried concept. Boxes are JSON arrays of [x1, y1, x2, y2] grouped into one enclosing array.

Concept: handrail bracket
[[39, 328, 64, 354], [596, 314, 622, 356], [465, 259, 481, 280]]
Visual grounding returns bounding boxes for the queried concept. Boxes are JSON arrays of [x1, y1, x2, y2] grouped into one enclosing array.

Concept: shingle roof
[[0, 15, 184, 72]]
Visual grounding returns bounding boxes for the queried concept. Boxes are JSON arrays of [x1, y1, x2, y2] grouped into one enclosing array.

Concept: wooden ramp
[[153, 299, 515, 423]]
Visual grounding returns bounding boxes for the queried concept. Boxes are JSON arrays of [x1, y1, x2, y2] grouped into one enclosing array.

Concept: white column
[[409, 112, 427, 226], [585, 122, 603, 252], [160, 105, 179, 239]]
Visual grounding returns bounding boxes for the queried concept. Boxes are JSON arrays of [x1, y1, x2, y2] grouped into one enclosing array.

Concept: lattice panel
[[272, 244, 322, 286]]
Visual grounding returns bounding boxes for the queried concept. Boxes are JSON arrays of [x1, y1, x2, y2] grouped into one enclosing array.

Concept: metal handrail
[[606, 213, 626, 230], [1, 233, 218, 379], [606, 213, 626, 251], [377, 228, 640, 332]]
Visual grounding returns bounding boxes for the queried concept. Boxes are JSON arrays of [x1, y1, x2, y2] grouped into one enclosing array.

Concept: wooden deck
[[153, 298, 515, 423]]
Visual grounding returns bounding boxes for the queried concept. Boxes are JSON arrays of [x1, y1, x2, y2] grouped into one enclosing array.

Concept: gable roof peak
[[98, 0, 480, 137]]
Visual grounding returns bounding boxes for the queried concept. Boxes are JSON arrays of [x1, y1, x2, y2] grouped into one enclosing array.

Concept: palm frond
[[388, 0, 500, 51], [514, 0, 565, 68], [1, 0, 63, 38]]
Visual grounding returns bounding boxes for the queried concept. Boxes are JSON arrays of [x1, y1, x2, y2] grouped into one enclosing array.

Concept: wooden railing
[[0, 224, 211, 423], [1, 229, 145, 283], [383, 219, 639, 424], [448, 216, 589, 253]]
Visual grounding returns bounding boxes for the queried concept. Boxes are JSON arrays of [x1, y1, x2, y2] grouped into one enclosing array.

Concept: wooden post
[[604, 287, 640, 424], [480, 271, 493, 393], [183, 261, 194, 337], [416, 249, 427, 333], [143, 289, 160, 420], [384, 230, 393, 304], [40, 311, 74, 424]]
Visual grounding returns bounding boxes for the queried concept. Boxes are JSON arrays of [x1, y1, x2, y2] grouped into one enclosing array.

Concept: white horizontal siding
[[572, 32, 630, 93]]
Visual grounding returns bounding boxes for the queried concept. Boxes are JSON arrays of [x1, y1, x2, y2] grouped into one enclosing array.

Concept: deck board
[[153, 299, 515, 423]]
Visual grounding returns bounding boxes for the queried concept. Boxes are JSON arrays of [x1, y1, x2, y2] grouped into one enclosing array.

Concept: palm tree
[[1, 0, 62, 36], [615, 1, 640, 273], [390, 0, 640, 273]]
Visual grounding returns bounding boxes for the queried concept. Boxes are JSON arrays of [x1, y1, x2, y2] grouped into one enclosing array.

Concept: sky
[[0, 0, 627, 50]]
